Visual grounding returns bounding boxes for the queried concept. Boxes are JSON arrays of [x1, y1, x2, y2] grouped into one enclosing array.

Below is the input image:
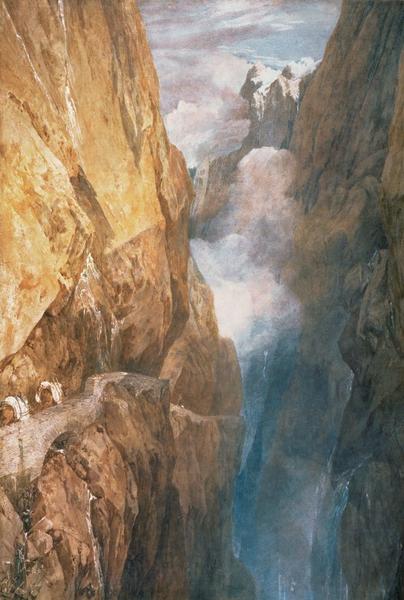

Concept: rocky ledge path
[[0, 372, 167, 495]]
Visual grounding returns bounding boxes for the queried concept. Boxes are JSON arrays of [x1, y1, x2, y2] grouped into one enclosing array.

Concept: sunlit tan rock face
[[0, 0, 247, 598], [0, 0, 195, 404], [1, 0, 158, 360]]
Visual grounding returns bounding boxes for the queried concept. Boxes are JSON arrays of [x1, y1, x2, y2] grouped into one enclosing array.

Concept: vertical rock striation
[[0, 373, 249, 599], [286, 2, 404, 597]]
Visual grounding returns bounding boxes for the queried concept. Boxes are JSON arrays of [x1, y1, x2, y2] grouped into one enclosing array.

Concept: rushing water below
[[139, 2, 342, 598]]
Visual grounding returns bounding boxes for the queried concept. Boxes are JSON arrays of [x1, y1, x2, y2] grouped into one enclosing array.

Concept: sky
[[139, 0, 341, 166]]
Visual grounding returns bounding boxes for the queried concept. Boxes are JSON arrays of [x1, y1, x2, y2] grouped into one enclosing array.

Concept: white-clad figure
[[35, 380, 63, 408], [0, 396, 30, 426]]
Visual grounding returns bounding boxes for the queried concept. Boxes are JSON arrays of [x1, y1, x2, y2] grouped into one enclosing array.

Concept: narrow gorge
[[185, 1, 404, 598], [0, 1, 404, 599]]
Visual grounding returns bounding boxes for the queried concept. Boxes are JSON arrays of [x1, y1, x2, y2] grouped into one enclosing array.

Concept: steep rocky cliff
[[287, 2, 404, 597], [320, 12, 404, 600], [0, 373, 247, 599], [254, 1, 404, 597], [0, 0, 241, 413], [0, 1, 250, 598]]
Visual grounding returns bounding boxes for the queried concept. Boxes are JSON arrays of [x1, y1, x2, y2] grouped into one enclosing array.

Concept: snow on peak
[[248, 62, 280, 92], [246, 56, 319, 112], [284, 57, 318, 79]]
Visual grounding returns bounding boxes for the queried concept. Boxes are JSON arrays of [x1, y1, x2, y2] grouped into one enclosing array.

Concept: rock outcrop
[[190, 59, 314, 239], [161, 259, 242, 416], [240, 61, 315, 151], [0, 373, 250, 599], [0, 0, 249, 598]]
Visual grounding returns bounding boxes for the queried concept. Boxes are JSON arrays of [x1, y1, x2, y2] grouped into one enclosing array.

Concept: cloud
[[139, 0, 341, 166], [166, 97, 250, 168], [164, 51, 251, 166], [191, 147, 302, 349]]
